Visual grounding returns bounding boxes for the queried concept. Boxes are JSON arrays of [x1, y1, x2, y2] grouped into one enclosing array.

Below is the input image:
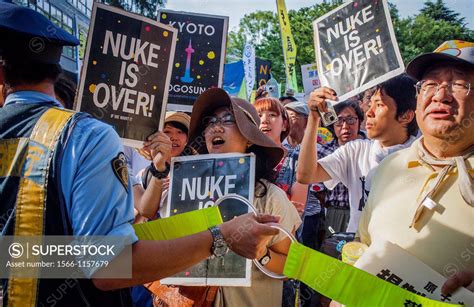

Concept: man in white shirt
[[297, 74, 418, 232]]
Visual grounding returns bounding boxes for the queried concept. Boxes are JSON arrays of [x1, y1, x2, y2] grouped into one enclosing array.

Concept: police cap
[[0, 1, 79, 64]]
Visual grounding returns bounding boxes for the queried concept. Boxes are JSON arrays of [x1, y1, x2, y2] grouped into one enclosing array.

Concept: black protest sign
[[256, 58, 272, 87], [76, 3, 177, 148], [313, 0, 404, 101], [162, 153, 255, 286], [158, 10, 228, 112]]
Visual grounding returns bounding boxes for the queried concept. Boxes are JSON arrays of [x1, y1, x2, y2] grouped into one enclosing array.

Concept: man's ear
[[398, 109, 415, 126]]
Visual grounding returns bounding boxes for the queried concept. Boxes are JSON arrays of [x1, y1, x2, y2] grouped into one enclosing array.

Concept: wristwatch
[[149, 162, 170, 179], [208, 226, 229, 257], [258, 248, 271, 266]]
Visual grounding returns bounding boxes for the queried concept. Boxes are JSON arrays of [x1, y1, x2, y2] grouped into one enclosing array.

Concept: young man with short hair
[[297, 74, 418, 232]]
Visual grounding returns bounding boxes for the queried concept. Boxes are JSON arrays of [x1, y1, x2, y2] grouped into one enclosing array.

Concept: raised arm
[[92, 213, 280, 290], [134, 131, 172, 219], [296, 87, 336, 184]]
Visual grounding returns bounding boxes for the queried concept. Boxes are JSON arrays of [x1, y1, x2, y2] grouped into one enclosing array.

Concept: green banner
[[284, 242, 460, 307], [133, 207, 458, 306], [133, 206, 223, 240]]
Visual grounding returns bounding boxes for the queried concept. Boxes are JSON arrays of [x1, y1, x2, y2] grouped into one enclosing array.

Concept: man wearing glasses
[[298, 74, 418, 233], [358, 40, 474, 295]]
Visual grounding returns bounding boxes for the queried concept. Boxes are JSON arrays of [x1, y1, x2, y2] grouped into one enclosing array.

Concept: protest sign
[[243, 43, 256, 100], [313, 0, 404, 102], [158, 10, 228, 112], [162, 153, 255, 286], [301, 63, 321, 95], [256, 58, 272, 87], [76, 3, 177, 147], [277, 0, 298, 91], [355, 241, 474, 305]]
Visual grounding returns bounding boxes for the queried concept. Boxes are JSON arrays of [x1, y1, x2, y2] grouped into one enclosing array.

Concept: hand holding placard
[[142, 131, 172, 171]]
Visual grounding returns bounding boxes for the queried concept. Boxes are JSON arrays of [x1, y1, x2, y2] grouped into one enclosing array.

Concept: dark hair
[[54, 74, 76, 109], [165, 121, 189, 135], [373, 73, 418, 136], [248, 145, 278, 184], [334, 100, 364, 130], [358, 87, 376, 103], [279, 96, 298, 103], [3, 61, 62, 87]]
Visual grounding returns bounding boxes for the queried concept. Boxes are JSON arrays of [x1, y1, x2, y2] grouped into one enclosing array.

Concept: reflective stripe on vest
[[6, 107, 75, 307]]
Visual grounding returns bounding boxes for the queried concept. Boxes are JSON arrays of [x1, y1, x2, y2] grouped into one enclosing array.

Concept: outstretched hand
[[219, 213, 280, 260]]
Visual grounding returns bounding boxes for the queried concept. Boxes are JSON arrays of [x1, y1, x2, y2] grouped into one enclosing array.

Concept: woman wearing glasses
[[186, 88, 301, 307], [138, 88, 300, 306]]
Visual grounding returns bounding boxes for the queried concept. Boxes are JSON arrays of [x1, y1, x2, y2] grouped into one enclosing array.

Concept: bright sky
[[164, 0, 474, 31]]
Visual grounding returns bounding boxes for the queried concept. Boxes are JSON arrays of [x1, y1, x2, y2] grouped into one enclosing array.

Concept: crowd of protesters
[[124, 64, 473, 306], [0, 2, 473, 307]]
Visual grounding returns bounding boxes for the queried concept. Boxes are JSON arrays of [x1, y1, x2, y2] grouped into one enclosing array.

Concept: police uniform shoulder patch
[[111, 152, 129, 193]]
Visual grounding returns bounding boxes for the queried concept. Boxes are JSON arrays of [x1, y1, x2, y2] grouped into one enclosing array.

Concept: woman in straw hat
[[186, 88, 301, 307], [134, 111, 193, 220]]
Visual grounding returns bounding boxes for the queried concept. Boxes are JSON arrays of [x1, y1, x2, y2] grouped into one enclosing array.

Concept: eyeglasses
[[414, 80, 471, 97], [334, 116, 358, 126], [203, 114, 236, 129]]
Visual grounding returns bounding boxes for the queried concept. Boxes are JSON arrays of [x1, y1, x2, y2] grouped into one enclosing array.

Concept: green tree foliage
[[394, 1, 473, 63], [394, 15, 473, 63], [227, 0, 473, 89], [227, 2, 342, 89], [420, 0, 465, 24]]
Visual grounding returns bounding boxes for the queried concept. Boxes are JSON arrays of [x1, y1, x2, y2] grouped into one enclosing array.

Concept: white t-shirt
[[318, 136, 416, 232]]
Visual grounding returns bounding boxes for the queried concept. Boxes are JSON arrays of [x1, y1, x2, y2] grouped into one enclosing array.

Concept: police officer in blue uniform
[[0, 2, 137, 305], [1, 2, 281, 306]]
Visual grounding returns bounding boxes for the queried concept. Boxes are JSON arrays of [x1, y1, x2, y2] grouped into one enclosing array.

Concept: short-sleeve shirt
[[4, 92, 138, 246], [124, 145, 149, 178], [357, 140, 474, 276], [274, 139, 299, 197], [318, 137, 416, 232], [275, 140, 323, 216]]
